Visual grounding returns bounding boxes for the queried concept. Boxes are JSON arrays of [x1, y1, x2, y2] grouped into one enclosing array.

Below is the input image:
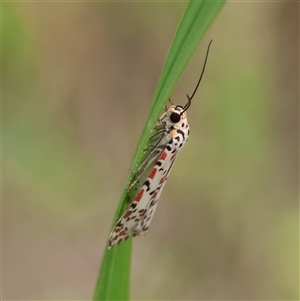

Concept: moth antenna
[[183, 39, 213, 112]]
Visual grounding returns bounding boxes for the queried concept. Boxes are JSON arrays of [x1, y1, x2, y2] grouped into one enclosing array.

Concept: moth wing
[[135, 148, 177, 235], [108, 130, 176, 248], [108, 148, 165, 248]]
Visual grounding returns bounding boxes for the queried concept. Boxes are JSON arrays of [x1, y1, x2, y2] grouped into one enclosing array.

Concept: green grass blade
[[93, 1, 226, 300], [93, 241, 132, 301]]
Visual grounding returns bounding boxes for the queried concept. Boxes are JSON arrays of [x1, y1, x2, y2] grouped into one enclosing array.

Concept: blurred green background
[[3, 2, 298, 300]]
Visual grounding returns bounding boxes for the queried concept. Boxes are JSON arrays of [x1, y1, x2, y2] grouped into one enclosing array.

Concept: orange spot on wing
[[149, 168, 157, 179], [171, 153, 176, 161], [151, 191, 157, 199], [119, 231, 126, 236], [159, 177, 165, 184], [123, 210, 132, 219], [170, 129, 178, 138], [160, 151, 167, 160], [135, 189, 144, 202]]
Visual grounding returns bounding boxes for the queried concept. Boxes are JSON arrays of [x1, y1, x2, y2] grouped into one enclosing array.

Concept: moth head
[[167, 105, 187, 125]]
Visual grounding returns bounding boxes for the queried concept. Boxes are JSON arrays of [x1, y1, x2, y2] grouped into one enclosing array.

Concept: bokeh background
[[3, 1, 299, 300]]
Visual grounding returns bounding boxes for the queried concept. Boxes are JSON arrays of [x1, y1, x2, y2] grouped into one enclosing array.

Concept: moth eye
[[170, 112, 181, 123]]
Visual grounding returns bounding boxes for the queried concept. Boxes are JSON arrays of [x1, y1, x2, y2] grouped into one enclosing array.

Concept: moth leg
[[130, 130, 167, 174]]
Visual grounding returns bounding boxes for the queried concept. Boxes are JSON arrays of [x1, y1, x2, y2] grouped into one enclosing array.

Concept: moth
[[108, 40, 212, 248]]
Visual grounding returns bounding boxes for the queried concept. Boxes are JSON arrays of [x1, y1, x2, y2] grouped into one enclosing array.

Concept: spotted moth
[[108, 40, 212, 248]]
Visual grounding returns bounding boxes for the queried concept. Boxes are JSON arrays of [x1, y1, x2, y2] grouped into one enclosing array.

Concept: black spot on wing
[[144, 180, 151, 191], [149, 190, 156, 195], [131, 202, 137, 209]]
